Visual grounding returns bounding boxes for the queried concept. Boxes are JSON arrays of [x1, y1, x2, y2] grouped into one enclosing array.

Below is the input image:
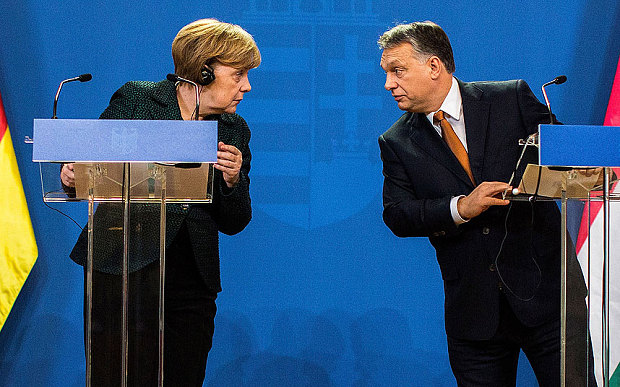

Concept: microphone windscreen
[[78, 73, 92, 82], [554, 75, 567, 84], [167, 73, 179, 82]]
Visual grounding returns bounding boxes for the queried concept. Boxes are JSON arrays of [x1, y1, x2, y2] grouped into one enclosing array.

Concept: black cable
[[494, 135, 544, 301], [493, 200, 542, 302], [43, 200, 84, 231]]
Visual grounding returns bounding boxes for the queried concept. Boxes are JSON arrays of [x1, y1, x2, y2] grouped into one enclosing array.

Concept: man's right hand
[[457, 181, 511, 220], [61, 163, 75, 187]]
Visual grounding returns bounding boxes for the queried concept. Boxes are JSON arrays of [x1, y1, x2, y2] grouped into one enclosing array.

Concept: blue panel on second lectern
[[539, 124, 620, 167]]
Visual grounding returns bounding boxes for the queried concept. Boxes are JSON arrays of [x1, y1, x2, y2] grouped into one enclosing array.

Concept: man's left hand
[[457, 181, 511, 220]]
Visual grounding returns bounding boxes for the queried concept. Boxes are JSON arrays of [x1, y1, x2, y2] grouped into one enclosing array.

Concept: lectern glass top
[[40, 162, 214, 203]]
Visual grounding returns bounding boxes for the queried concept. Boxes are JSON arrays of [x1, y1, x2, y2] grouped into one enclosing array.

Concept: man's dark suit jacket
[[379, 79, 584, 340], [70, 79, 252, 293]]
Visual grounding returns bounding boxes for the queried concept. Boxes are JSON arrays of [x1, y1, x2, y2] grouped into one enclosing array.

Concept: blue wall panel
[[0, 0, 618, 385]]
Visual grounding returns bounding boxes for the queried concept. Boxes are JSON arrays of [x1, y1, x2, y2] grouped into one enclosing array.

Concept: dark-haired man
[[378, 21, 592, 386]]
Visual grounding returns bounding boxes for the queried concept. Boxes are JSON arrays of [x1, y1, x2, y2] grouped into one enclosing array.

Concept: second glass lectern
[[537, 124, 620, 387], [509, 124, 620, 387], [33, 118, 218, 387]]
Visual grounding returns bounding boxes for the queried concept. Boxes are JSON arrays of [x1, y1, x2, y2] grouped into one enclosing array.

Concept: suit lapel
[[408, 112, 474, 187], [459, 80, 489, 185]]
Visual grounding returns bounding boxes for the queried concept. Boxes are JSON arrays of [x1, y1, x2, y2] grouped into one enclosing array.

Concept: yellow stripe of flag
[[0, 91, 37, 332]]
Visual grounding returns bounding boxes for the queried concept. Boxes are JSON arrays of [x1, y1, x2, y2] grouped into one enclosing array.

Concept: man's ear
[[428, 56, 443, 80]]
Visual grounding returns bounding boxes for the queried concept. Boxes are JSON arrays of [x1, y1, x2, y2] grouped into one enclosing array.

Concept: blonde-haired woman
[[61, 19, 260, 386]]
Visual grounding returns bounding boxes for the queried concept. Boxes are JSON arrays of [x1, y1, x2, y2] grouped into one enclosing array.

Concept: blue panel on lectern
[[539, 125, 620, 167], [32, 119, 218, 163]]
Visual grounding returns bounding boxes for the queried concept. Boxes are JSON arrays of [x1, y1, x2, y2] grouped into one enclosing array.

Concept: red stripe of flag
[[0, 91, 7, 141], [604, 55, 620, 127], [575, 55, 620, 254]]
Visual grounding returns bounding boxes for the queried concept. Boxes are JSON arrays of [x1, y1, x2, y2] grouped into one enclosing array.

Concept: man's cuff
[[450, 195, 469, 225]]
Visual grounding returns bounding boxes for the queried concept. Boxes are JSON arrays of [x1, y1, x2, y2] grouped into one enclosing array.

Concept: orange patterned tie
[[434, 110, 475, 185]]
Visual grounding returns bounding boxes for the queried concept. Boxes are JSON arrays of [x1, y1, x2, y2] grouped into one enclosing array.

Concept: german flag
[[0, 90, 37, 332]]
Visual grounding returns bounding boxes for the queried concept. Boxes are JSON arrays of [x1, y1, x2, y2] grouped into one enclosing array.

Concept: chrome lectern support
[[558, 170, 613, 387], [560, 187, 568, 387], [602, 168, 611, 387], [86, 171, 94, 387], [121, 163, 130, 387], [158, 171, 166, 387]]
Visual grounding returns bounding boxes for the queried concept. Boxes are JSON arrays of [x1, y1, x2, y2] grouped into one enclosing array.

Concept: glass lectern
[[512, 124, 620, 387], [33, 118, 218, 387]]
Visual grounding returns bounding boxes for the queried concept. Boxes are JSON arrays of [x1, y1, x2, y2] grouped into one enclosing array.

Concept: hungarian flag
[[0, 91, 38, 332], [576, 55, 620, 386]]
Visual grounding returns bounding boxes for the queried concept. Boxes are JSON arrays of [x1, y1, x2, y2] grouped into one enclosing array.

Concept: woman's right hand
[[61, 163, 75, 187]]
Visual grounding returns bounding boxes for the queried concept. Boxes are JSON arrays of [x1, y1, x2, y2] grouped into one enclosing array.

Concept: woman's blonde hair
[[171, 19, 261, 83]]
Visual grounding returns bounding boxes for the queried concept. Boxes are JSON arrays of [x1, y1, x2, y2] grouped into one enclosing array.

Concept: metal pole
[[121, 163, 130, 387], [560, 188, 568, 387], [85, 169, 95, 387], [157, 170, 166, 387], [602, 168, 610, 387], [586, 192, 594, 386]]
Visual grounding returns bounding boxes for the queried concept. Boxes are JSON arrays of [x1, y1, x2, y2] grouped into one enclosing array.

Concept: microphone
[[508, 76, 567, 195], [541, 76, 571, 172], [542, 75, 567, 87], [520, 75, 568, 145], [541, 75, 566, 125], [167, 73, 200, 121], [52, 73, 92, 119]]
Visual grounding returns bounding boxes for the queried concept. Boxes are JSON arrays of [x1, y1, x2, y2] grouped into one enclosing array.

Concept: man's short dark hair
[[378, 21, 455, 74]]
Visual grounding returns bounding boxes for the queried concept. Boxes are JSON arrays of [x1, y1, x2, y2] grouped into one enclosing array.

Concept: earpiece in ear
[[200, 64, 215, 85]]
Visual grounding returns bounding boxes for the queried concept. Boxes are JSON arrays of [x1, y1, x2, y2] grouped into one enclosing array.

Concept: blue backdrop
[[0, 0, 618, 385]]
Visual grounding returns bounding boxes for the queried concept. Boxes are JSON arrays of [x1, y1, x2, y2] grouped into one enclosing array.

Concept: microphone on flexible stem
[[520, 75, 568, 146], [506, 75, 567, 198], [166, 73, 202, 169], [541, 75, 571, 172], [541, 75, 566, 125], [167, 73, 200, 121], [52, 73, 92, 119]]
